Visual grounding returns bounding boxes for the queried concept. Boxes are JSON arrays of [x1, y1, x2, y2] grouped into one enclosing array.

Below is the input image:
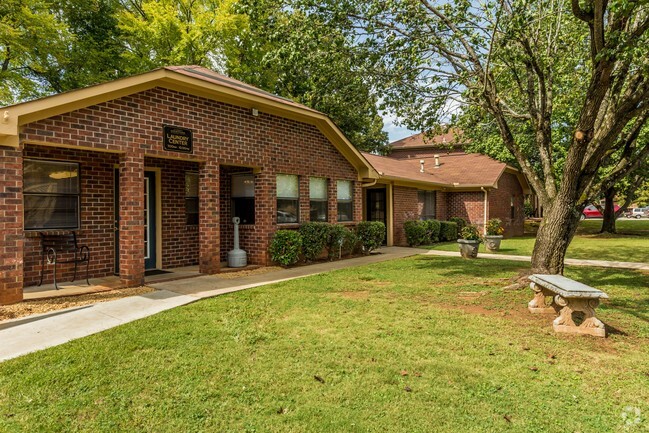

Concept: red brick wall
[[488, 172, 525, 237], [446, 191, 486, 229], [13, 86, 361, 290], [435, 191, 447, 220], [22, 145, 118, 287], [392, 186, 419, 246], [0, 146, 24, 304], [143, 157, 200, 269]]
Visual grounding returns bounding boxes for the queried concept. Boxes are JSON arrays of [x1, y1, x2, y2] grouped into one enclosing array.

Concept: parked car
[[629, 207, 649, 219], [581, 204, 621, 220]]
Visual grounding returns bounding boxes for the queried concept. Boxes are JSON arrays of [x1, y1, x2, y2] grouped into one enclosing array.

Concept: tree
[[0, 0, 72, 104], [307, 0, 649, 273], [225, 0, 388, 153], [116, 0, 247, 72]]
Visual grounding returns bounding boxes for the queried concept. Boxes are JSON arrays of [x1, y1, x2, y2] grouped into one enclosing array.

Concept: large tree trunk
[[600, 186, 617, 233], [531, 198, 583, 274]]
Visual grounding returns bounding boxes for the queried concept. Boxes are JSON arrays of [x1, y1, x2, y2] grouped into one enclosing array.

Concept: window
[[24, 159, 80, 230], [232, 173, 255, 224], [309, 177, 328, 222], [277, 174, 299, 224], [418, 190, 436, 220], [337, 180, 353, 222], [185, 172, 199, 225]]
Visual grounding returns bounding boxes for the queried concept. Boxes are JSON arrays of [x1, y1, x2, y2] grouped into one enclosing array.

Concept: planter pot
[[457, 239, 480, 258], [484, 235, 504, 252]]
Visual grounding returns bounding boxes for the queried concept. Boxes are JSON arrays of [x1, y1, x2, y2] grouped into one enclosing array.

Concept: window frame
[[418, 190, 437, 220], [276, 174, 300, 224], [23, 158, 81, 231], [336, 180, 354, 222], [185, 172, 199, 226], [231, 173, 255, 225], [309, 177, 328, 222]]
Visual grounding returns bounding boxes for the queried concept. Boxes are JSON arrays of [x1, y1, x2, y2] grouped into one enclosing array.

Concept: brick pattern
[[435, 191, 447, 220], [21, 145, 118, 287], [446, 191, 486, 229], [392, 186, 419, 246], [489, 172, 525, 237], [9, 86, 360, 300], [0, 146, 24, 304]]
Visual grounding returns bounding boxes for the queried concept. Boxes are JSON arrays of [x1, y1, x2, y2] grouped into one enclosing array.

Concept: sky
[[381, 111, 417, 143]]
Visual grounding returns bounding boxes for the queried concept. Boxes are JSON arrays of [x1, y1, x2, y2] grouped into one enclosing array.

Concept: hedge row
[[404, 219, 459, 246], [269, 221, 386, 266]]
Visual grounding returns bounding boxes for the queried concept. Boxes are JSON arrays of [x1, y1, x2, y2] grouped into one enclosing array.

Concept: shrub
[[524, 200, 535, 218], [404, 220, 428, 246], [269, 230, 302, 266], [439, 221, 458, 241], [423, 219, 441, 243], [342, 228, 359, 256], [299, 222, 330, 261], [356, 221, 386, 254], [448, 217, 467, 232], [485, 218, 504, 236], [460, 224, 483, 242]]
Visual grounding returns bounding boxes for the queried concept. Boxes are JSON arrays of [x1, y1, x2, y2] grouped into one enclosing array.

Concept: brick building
[[0, 66, 376, 305], [362, 132, 530, 246]]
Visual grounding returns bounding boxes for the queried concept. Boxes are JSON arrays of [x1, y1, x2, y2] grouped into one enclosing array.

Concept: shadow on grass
[[412, 255, 527, 278]]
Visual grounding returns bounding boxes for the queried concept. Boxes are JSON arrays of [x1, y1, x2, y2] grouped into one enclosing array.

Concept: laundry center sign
[[163, 125, 193, 153]]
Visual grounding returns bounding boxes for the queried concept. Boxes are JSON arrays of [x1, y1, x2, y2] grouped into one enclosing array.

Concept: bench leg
[[38, 253, 45, 287], [72, 256, 78, 283], [85, 259, 90, 286], [553, 296, 606, 337], [528, 282, 560, 314], [53, 262, 59, 290]]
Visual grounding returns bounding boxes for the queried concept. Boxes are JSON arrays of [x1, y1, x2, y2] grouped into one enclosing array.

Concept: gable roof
[[363, 131, 531, 193], [0, 66, 377, 179], [390, 129, 463, 149]]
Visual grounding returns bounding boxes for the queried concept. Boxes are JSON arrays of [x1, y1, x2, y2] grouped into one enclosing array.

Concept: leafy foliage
[[485, 218, 504, 236], [299, 222, 330, 261], [460, 225, 483, 242], [404, 220, 428, 247], [439, 221, 458, 242], [269, 230, 302, 266], [448, 217, 467, 233], [423, 219, 441, 243], [356, 221, 385, 254]]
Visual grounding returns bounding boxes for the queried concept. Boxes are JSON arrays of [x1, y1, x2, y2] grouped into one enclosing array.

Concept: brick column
[[254, 170, 274, 266], [199, 159, 220, 274], [328, 178, 337, 224], [119, 151, 145, 286], [0, 146, 24, 305]]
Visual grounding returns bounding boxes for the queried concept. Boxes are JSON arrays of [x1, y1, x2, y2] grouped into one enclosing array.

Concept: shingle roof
[[390, 129, 463, 149], [362, 151, 507, 188]]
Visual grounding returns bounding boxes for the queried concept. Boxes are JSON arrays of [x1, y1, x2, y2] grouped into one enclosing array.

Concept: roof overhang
[[0, 68, 377, 180]]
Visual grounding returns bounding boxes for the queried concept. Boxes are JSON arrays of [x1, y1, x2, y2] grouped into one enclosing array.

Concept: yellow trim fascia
[[0, 134, 19, 147]]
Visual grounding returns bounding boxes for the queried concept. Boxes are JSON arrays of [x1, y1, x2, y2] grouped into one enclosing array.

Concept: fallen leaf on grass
[[277, 407, 287, 415], [400, 370, 408, 376], [530, 366, 539, 372], [503, 415, 512, 423], [314, 375, 325, 384], [404, 386, 412, 392]]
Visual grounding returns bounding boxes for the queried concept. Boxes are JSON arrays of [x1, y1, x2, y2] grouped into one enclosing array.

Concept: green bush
[[423, 219, 441, 243], [356, 221, 385, 254], [404, 220, 428, 246], [460, 224, 483, 242], [342, 228, 359, 256], [299, 222, 330, 261], [448, 217, 467, 232], [269, 230, 302, 266], [439, 221, 458, 241]]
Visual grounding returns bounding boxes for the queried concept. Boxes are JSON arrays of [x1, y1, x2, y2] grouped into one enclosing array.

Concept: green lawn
[[427, 219, 649, 263], [1, 256, 648, 432]]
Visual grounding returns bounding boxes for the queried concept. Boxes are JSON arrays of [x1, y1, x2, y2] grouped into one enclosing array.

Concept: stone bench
[[528, 274, 609, 337]]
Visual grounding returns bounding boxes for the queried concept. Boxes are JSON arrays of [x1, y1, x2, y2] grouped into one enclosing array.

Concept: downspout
[[361, 179, 378, 188], [481, 187, 489, 236]]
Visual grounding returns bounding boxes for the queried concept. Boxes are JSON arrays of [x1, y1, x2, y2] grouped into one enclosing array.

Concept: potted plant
[[457, 225, 482, 258], [484, 218, 504, 252]]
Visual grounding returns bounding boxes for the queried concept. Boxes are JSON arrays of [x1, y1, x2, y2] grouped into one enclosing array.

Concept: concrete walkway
[[0, 247, 416, 362], [423, 249, 649, 271]]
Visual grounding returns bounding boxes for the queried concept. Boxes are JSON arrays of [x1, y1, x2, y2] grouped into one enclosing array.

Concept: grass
[[1, 256, 648, 432], [426, 219, 649, 263]]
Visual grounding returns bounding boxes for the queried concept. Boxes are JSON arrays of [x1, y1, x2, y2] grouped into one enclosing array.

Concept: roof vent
[[434, 154, 440, 168], [420, 160, 425, 173]]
